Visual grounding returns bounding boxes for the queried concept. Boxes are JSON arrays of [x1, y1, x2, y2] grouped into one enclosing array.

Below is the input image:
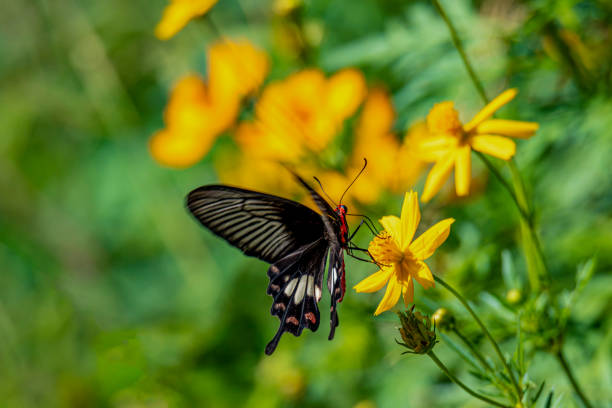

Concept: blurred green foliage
[[0, 0, 611, 407]]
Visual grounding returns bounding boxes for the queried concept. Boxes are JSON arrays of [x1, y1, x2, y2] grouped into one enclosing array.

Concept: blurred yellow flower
[[420, 89, 539, 202], [150, 40, 269, 168], [155, 0, 218, 40], [220, 68, 366, 197], [150, 128, 214, 168], [391, 121, 431, 193], [273, 0, 302, 16], [350, 88, 429, 204], [240, 68, 366, 158], [208, 39, 270, 104], [354, 191, 454, 315]]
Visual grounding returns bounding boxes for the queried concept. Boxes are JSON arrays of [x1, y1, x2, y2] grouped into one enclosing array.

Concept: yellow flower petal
[[356, 88, 395, 141], [208, 40, 269, 103], [402, 277, 414, 307], [374, 275, 402, 316], [409, 218, 455, 260], [149, 129, 212, 168], [418, 135, 457, 162], [413, 261, 435, 290], [155, 0, 218, 40], [454, 144, 471, 196], [326, 68, 367, 122], [400, 191, 420, 248], [421, 149, 456, 203], [476, 119, 539, 139], [354, 267, 393, 293], [379, 215, 401, 243], [470, 134, 516, 160], [463, 89, 518, 133], [427, 101, 462, 136]]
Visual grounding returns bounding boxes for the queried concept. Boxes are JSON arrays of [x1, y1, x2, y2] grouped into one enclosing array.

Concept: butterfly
[[186, 163, 375, 354]]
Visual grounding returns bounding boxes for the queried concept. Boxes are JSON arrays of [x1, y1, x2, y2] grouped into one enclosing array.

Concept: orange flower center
[[427, 101, 464, 138], [369, 231, 405, 266]]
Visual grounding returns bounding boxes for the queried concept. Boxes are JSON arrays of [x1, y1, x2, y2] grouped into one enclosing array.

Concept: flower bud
[[431, 308, 456, 332], [396, 306, 437, 354], [506, 289, 521, 304]]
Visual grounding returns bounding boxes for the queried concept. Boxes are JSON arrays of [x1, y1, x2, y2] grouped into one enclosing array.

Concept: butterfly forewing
[[187, 185, 325, 264]]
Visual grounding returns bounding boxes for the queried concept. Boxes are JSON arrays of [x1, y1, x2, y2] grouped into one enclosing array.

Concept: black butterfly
[[186, 165, 375, 355]]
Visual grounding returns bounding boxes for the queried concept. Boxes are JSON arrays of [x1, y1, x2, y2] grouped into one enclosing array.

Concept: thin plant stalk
[[434, 275, 523, 401], [427, 350, 511, 408], [556, 350, 594, 408], [451, 327, 495, 373], [431, 0, 487, 104]]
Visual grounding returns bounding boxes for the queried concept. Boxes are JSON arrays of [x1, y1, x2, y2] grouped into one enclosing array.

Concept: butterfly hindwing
[[327, 245, 345, 340], [265, 239, 328, 355]]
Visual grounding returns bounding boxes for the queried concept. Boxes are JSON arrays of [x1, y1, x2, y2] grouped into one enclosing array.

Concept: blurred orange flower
[[150, 40, 269, 168], [155, 0, 218, 40], [349, 88, 429, 204], [218, 68, 366, 198], [420, 89, 539, 202], [238, 68, 366, 159]]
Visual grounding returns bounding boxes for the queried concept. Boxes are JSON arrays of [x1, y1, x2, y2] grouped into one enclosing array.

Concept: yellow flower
[[150, 40, 269, 168], [350, 89, 429, 204], [390, 121, 430, 194], [350, 88, 399, 204], [149, 129, 212, 168], [155, 0, 218, 40], [420, 89, 539, 202], [208, 39, 270, 104], [150, 75, 227, 168], [241, 68, 366, 158], [354, 191, 454, 315]]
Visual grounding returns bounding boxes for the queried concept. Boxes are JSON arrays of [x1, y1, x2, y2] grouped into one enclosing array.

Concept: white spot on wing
[[306, 275, 314, 297], [294, 275, 308, 304], [284, 278, 298, 295]]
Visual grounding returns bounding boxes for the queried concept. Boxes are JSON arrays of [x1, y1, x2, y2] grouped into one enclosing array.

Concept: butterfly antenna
[[339, 158, 367, 204], [313, 176, 338, 207]]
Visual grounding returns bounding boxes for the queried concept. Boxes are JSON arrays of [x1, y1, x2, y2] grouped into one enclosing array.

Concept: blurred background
[[0, 0, 611, 406]]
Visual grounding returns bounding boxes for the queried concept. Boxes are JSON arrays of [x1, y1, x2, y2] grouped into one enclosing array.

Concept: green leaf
[[439, 332, 481, 371], [560, 257, 597, 326], [532, 380, 546, 403], [501, 249, 522, 291], [543, 389, 554, 408]]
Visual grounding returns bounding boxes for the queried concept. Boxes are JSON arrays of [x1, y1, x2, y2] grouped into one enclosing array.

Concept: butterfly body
[[186, 173, 351, 354]]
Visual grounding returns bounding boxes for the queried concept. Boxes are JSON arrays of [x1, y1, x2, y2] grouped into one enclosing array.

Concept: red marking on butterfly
[[304, 312, 317, 324], [286, 316, 300, 326]]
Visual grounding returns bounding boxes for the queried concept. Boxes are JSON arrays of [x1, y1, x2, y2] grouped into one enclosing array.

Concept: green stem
[[556, 350, 593, 408], [434, 275, 522, 400], [508, 159, 551, 291], [452, 327, 495, 374], [477, 153, 550, 291], [431, 0, 488, 104], [474, 152, 530, 221], [427, 351, 511, 408]]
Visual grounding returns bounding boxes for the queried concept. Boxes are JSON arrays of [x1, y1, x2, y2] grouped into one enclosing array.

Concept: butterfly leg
[[348, 219, 364, 241]]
